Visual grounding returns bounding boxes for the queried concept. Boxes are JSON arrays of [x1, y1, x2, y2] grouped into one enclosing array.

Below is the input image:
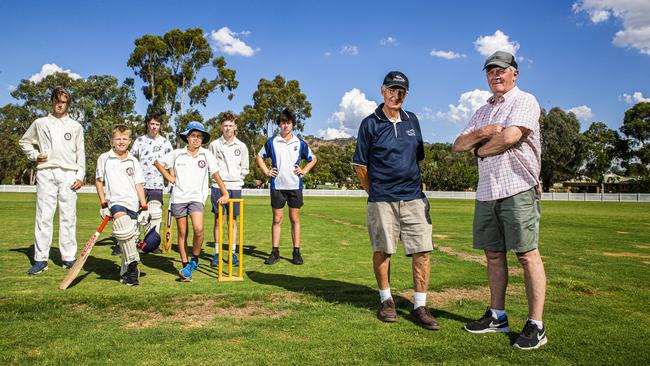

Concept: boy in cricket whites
[[154, 121, 229, 282], [256, 108, 317, 265], [208, 111, 249, 267], [95, 125, 151, 286], [130, 112, 173, 254], [20, 86, 85, 275]]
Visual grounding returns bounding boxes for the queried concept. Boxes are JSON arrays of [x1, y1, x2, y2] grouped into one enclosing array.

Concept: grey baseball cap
[[483, 51, 518, 70]]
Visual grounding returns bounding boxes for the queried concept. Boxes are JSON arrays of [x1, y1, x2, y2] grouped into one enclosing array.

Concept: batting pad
[[113, 215, 138, 241]]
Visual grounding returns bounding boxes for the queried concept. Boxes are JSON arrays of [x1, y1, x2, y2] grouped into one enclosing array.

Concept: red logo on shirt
[[64, 133, 72, 140], [126, 167, 134, 176], [234, 149, 241, 156], [198, 160, 206, 168]]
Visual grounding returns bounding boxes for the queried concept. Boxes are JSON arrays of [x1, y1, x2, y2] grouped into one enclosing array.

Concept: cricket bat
[[59, 216, 110, 290], [163, 205, 173, 253], [162, 186, 174, 254]]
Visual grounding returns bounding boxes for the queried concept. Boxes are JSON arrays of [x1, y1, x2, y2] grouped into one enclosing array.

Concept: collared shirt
[[352, 104, 425, 202], [460, 86, 541, 201], [130, 134, 173, 190], [208, 136, 249, 190], [19, 113, 86, 181], [257, 134, 315, 190], [157, 147, 219, 204], [96, 150, 144, 212]]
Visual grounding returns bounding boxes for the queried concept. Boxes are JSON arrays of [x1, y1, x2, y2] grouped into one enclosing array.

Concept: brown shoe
[[377, 298, 397, 322], [411, 306, 440, 330]]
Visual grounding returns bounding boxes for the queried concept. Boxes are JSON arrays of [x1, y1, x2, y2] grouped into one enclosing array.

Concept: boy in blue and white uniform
[[154, 122, 229, 282], [256, 108, 317, 265]]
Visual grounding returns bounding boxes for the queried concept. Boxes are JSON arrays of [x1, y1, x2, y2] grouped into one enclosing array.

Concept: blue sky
[[1, 0, 649, 143]]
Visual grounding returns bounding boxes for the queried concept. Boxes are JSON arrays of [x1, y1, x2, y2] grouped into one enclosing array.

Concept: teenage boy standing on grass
[[154, 121, 229, 282], [95, 125, 150, 286], [130, 112, 173, 254], [256, 108, 317, 265], [20, 86, 85, 275], [208, 111, 249, 267]]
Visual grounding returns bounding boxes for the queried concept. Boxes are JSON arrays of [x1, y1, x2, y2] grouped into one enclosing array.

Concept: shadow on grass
[[247, 271, 473, 327]]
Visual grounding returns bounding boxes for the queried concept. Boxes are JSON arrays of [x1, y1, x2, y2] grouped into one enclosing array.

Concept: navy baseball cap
[[383, 71, 409, 92]]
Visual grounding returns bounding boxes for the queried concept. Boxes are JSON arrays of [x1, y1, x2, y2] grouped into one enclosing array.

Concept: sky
[[1, 0, 649, 143]]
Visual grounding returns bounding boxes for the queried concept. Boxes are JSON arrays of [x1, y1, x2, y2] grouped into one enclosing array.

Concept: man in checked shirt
[[453, 51, 547, 350]]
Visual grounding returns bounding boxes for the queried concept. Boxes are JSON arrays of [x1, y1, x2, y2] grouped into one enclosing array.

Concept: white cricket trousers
[[33, 168, 78, 262]]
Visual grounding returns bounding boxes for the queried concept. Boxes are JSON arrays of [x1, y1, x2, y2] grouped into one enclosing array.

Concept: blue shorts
[[211, 187, 242, 217], [144, 189, 163, 204], [110, 205, 138, 220]]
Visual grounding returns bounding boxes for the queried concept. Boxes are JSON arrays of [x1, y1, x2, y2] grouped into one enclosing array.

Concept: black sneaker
[[122, 262, 140, 286], [464, 307, 510, 333], [111, 245, 122, 256], [291, 249, 304, 265], [264, 250, 280, 265], [513, 320, 547, 350]]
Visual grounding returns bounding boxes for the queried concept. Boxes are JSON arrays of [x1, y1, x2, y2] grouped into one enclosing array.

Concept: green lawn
[[1, 193, 649, 365]]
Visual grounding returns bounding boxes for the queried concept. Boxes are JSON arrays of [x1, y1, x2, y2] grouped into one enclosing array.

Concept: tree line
[[1, 27, 648, 192]]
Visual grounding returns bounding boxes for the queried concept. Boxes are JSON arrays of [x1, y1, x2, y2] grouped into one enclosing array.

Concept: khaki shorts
[[473, 187, 541, 253], [366, 197, 433, 256]]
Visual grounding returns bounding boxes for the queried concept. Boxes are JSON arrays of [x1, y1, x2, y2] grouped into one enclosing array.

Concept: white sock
[[379, 288, 392, 303], [413, 292, 427, 308], [491, 308, 506, 320], [529, 319, 543, 329]]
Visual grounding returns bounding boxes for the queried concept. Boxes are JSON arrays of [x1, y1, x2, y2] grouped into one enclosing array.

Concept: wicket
[[217, 198, 244, 282]]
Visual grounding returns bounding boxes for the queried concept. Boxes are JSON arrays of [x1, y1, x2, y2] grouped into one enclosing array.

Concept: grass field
[[1, 192, 649, 365]]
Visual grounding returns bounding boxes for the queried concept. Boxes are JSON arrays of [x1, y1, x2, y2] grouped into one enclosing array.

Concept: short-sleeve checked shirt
[[461, 86, 541, 201]]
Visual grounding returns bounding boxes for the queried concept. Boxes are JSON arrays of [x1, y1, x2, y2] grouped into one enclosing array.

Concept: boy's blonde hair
[[111, 124, 132, 138]]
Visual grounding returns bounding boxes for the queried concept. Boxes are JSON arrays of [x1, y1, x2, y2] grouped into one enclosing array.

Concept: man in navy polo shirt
[[353, 71, 439, 330], [256, 108, 318, 265]]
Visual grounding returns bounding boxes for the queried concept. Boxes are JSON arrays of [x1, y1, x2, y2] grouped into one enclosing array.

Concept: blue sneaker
[[231, 253, 239, 266], [62, 259, 76, 269], [210, 253, 220, 268], [179, 259, 198, 282], [27, 261, 48, 275]]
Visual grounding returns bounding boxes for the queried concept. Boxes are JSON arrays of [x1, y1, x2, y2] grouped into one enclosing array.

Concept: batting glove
[[137, 204, 151, 226], [99, 202, 111, 219]]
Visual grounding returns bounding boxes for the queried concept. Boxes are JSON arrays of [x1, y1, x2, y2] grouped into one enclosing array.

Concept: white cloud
[[7, 84, 16, 92], [380, 36, 397, 46], [416, 107, 436, 121], [237, 30, 252, 37], [620, 91, 650, 104], [567, 105, 594, 121], [429, 49, 466, 59], [29, 64, 82, 83], [317, 88, 377, 140], [474, 30, 520, 56], [210, 27, 259, 57], [435, 89, 492, 124], [324, 51, 332, 57], [573, 0, 650, 55], [340, 45, 359, 56]]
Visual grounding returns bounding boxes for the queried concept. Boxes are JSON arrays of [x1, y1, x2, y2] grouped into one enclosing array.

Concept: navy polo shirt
[[353, 104, 425, 202]]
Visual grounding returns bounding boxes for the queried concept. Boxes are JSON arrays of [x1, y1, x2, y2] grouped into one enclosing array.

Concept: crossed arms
[[452, 124, 529, 158]]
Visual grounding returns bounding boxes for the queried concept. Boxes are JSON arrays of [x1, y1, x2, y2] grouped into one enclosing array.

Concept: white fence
[[1, 185, 649, 202]]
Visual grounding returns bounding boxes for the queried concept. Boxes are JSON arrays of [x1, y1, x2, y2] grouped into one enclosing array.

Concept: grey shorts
[[171, 201, 204, 218], [473, 187, 541, 253], [366, 197, 433, 256]]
